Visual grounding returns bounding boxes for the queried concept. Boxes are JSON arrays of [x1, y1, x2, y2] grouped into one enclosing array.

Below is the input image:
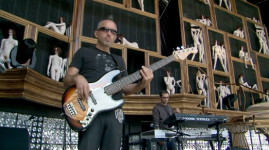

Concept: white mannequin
[[204, 0, 211, 5], [164, 70, 176, 94], [212, 40, 227, 72], [117, 34, 139, 48], [195, 15, 207, 25], [225, 84, 231, 96], [206, 17, 212, 26], [176, 80, 182, 93], [219, 0, 232, 11], [238, 74, 258, 89], [195, 15, 211, 27], [62, 58, 68, 77], [199, 29, 206, 63], [138, 0, 144, 11], [162, 0, 169, 5], [191, 28, 204, 63], [247, 17, 261, 23], [220, 42, 228, 72], [196, 71, 208, 107], [65, 21, 72, 37], [239, 46, 255, 70], [44, 16, 66, 35], [216, 81, 226, 110], [233, 26, 245, 38], [256, 29, 269, 55], [47, 47, 63, 81], [0, 29, 18, 69]]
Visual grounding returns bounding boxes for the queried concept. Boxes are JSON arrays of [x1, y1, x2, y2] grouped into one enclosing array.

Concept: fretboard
[[104, 55, 176, 95]]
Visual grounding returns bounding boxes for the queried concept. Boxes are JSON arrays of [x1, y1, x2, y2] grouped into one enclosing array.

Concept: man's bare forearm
[[63, 74, 78, 89], [123, 82, 147, 95]]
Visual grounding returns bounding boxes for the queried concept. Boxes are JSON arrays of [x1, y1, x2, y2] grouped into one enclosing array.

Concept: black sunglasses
[[97, 27, 117, 35]]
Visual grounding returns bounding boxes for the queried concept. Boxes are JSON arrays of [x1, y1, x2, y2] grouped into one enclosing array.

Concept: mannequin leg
[[51, 69, 56, 80], [244, 58, 248, 68], [213, 57, 218, 70], [138, 0, 144, 11], [191, 53, 196, 61], [55, 70, 60, 81], [44, 23, 60, 33], [219, 0, 223, 6]]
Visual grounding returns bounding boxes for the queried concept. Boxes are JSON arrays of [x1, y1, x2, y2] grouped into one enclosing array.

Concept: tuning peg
[[181, 46, 185, 49], [176, 47, 181, 50]]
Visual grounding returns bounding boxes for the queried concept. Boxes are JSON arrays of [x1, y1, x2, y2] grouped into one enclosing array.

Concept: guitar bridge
[[66, 102, 78, 116]]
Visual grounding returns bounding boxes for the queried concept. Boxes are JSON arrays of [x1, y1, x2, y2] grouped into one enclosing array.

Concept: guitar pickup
[[66, 102, 78, 116], [77, 98, 86, 111]]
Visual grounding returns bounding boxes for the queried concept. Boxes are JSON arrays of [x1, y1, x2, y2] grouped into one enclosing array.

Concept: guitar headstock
[[173, 46, 198, 60]]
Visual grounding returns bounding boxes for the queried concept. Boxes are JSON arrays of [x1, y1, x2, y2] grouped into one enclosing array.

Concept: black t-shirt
[[70, 47, 128, 99]]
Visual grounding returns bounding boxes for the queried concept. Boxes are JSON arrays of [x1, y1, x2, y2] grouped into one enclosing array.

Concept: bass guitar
[[62, 46, 197, 131]]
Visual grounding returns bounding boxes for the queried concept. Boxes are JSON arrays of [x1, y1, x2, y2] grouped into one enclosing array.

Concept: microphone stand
[[174, 120, 187, 150]]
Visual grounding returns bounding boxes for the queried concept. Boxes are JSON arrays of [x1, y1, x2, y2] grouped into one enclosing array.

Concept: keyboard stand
[[174, 121, 185, 150], [208, 121, 223, 150]]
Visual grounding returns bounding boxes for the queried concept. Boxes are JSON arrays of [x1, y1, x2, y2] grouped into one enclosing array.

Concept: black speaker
[[10, 38, 37, 69], [0, 127, 30, 150]]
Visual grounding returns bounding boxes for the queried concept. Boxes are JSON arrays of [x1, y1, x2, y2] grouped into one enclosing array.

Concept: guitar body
[[62, 70, 124, 131], [62, 47, 197, 131]]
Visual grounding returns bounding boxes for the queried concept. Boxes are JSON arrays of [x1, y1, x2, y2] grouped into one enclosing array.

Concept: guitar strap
[[110, 53, 125, 73]]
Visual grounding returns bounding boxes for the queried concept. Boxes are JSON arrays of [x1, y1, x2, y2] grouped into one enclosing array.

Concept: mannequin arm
[[0, 39, 5, 53], [47, 56, 52, 76], [54, 22, 66, 26], [212, 47, 215, 58], [14, 40, 18, 46], [59, 58, 63, 78]]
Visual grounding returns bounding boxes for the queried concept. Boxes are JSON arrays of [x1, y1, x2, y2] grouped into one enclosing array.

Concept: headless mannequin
[[0, 29, 18, 69], [62, 57, 68, 78], [47, 47, 63, 81], [212, 40, 226, 71], [191, 28, 204, 63], [44, 16, 66, 35], [220, 42, 228, 72], [164, 70, 176, 94], [256, 29, 269, 55], [216, 81, 226, 110], [199, 29, 206, 63], [196, 71, 207, 106], [117, 34, 139, 48], [239, 46, 255, 70]]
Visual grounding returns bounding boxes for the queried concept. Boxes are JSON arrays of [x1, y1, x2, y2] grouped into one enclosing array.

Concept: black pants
[[78, 109, 124, 150]]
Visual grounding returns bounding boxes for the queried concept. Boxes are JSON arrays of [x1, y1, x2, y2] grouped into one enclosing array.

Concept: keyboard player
[[149, 91, 180, 150]]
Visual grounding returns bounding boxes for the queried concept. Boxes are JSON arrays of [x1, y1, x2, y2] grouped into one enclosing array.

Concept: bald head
[[97, 19, 117, 30]]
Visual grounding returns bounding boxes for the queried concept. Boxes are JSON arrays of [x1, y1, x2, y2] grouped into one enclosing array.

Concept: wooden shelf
[[0, 68, 65, 108]]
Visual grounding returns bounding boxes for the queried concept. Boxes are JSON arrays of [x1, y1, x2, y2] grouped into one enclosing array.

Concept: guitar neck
[[105, 55, 176, 95]]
